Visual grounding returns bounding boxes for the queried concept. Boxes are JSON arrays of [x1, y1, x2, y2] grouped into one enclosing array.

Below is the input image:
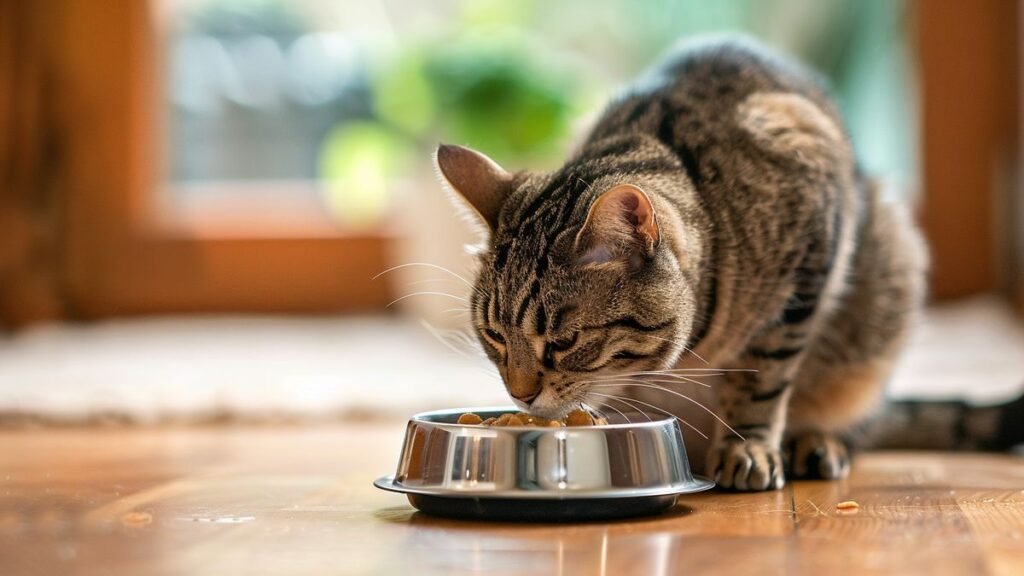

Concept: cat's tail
[[857, 393, 1024, 451]]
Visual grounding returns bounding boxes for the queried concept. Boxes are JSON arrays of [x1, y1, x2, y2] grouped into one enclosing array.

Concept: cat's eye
[[543, 332, 580, 367], [549, 332, 579, 352], [482, 328, 506, 346]]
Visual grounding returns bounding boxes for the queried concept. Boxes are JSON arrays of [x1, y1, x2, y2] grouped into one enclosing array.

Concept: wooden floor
[[1, 424, 1023, 576]]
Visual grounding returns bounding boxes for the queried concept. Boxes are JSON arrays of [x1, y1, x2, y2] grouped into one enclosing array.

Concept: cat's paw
[[707, 439, 785, 491], [785, 430, 850, 480]]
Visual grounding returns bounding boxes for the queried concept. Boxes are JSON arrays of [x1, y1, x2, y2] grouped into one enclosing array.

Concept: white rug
[[0, 296, 1021, 424]]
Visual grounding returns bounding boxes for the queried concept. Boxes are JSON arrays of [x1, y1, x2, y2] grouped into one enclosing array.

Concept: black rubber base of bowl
[[407, 493, 679, 522]]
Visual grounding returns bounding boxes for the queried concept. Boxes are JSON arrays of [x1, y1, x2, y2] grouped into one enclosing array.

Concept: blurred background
[[1, 0, 1022, 423]]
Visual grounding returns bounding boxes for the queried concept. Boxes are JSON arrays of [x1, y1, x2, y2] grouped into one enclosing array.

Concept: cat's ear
[[575, 184, 660, 266], [434, 144, 514, 231]]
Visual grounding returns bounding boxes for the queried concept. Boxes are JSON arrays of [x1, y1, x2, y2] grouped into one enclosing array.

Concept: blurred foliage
[[328, 33, 582, 222], [371, 54, 436, 137], [168, 0, 914, 224], [373, 39, 580, 163], [328, 0, 911, 198], [319, 122, 414, 227]]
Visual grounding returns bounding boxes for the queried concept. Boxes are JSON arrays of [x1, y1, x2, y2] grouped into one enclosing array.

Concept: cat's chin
[[510, 398, 534, 413], [522, 407, 570, 420], [515, 396, 586, 420]]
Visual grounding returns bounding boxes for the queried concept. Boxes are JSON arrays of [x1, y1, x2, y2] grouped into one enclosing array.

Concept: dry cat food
[[457, 409, 597, 427], [120, 511, 153, 527], [835, 500, 860, 514]]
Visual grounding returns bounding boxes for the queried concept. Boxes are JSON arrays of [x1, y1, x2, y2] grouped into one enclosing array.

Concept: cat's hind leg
[[784, 429, 851, 480], [785, 187, 926, 479], [785, 361, 891, 479]]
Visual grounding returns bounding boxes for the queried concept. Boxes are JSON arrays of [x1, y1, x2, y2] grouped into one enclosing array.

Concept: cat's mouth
[[522, 402, 600, 423], [514, 385, 592, 420]]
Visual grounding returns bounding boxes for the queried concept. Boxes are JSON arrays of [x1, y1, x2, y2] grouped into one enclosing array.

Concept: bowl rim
[[410, 405, 678, 431], [374, 475, 716, 500]]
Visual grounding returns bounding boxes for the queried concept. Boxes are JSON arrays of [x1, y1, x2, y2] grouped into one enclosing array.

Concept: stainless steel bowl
[[374, 406, 713, 521]]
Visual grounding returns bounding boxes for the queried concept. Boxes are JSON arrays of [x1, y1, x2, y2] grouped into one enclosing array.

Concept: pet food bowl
[[373, 406, 713, 521]]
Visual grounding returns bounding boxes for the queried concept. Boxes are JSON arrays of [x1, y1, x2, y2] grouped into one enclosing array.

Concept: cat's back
[[655, 36, 832, 105], [591, 35, 846, 154]]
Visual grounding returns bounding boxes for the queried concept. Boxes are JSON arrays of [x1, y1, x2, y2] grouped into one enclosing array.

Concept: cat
[[433, 36, 1022, 491]]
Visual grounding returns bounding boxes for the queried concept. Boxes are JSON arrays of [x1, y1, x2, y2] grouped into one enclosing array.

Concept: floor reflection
[[387, 505, 698, 576]]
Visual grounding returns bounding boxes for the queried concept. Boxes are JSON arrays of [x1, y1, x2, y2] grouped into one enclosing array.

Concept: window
[[58, 0, 393, 316], [10, 0, 1014, 324]]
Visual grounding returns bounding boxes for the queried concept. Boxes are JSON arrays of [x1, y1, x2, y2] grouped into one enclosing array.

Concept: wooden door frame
[[915, 0, 1019, 302], [53, 0, 394, 318]]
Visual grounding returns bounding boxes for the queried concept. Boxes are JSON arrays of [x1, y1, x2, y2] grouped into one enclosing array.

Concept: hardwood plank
[[793, 482, 987, 575], [1, 427, 1023, 576], [957, 489, 1024, 576]]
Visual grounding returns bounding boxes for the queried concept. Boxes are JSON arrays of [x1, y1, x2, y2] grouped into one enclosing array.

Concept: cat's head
[[436, 143, 699, 418]]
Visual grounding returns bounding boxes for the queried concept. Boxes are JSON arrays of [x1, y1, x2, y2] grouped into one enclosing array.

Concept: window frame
[[56, 0, 394, 318], [9, 0, 1020, 323], [915, 0, 1019, 302]]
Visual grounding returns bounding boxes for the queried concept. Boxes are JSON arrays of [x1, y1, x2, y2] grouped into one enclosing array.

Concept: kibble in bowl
[[457, 408, 599, 427]]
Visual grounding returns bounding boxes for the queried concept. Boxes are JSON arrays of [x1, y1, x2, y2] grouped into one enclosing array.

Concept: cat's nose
[[508, 368, 542, 405], [511, 389, 541, 404]]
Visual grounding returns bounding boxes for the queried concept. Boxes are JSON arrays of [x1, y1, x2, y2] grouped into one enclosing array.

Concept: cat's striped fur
[[435, 37, 1021, 491]]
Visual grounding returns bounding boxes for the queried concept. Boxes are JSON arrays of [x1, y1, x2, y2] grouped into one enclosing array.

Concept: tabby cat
[[434, 37, 1022, 491]]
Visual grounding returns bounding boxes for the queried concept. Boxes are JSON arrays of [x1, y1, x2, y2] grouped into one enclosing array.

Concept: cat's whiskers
[[630, 333, 709, 365], [644, 367, 758, 374], [419, 320, 494, 368], [374, 262, 491, 307], [586, 372, 721, 387], [587, 397, 632, 424], [442, 326, 475, 345], [579, 376, 684, 391], [640, 376, 714, 389], [592, 367, 755, 377], [419, 320, 474, 359], [605, 367, 756, 381], [611, 396, 655, 422], [587, 391, 709, 439], [386, 291, 468, 308], [405, 278, 470, 288], [450, 331, 491, 360], [587, 381, 745, 440], [585, 369, 734, 389], [587, 392, 652, 422], [373, 262, 474, 288]]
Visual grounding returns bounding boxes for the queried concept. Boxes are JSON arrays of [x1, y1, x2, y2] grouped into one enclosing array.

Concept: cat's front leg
[[707, 363, 797, 491]]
